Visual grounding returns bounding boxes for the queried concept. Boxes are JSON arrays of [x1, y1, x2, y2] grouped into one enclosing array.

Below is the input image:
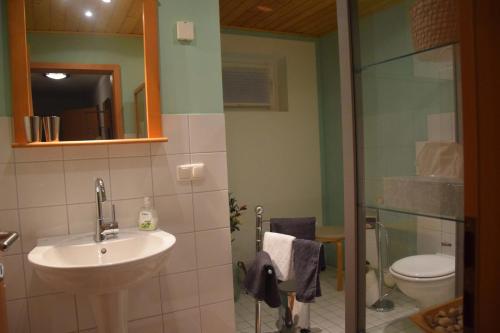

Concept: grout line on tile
[[11, 160, 25, 254], [61, 159, 71, 236]]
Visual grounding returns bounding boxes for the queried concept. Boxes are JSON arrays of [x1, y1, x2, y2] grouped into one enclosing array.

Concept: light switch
[[176, 163, 204, 181], [177, 164, 192, 181], [191, 163, 204, 180], [176, 21, 195, 41]]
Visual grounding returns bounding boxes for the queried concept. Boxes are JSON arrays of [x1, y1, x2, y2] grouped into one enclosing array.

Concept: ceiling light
[[44, 73, 68, 80], [102, 0, 111, 3], [84, 10, 93, 17]]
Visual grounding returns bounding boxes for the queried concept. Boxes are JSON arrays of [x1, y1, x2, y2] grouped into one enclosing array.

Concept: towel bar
[[255, 206, 264, 333]]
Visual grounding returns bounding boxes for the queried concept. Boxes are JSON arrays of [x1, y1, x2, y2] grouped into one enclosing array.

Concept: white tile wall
[[151, 114, 190, 156], [164, 307, 202, 333], [189, 114, 227, 153], [155, 194, 195, 234], [200, 300, 236, 333], [28, 293, 78, 333], [14, 147, 63, 163], [108, 142, 151, 158], [151, 154, 192, 196], [195, 228, 232, 268], [0, 114, 235, 333], [197, 264, 234, 305], [109, 157, 153, 200], [1, 255, 26, 300], [160, 270, 199, 313], [160, 232, 197, 275], [0, 210, 21, 255], [16, 162, 66, 208], [64, 159, 111, 204], [191, 152, 229, 193], [0, 163, 17, 210], [67, 203, 98, 234], [193, 190, 230, 231], [62, 145, 108, 160], [416, 216, 457, 256], [6, 299, 30, 333], [427, 113, 456, 142], [415, 113, 459, 258]]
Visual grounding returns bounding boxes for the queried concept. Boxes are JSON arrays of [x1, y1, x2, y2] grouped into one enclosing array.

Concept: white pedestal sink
[[28, 229, 176, 333]]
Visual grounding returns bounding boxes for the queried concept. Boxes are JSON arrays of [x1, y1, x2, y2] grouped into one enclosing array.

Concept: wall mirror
[[8, 0, 164, 146]]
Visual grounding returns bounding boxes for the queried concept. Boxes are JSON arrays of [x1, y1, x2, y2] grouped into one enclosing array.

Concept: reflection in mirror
[[134, 83, 147, 138], [26, 0, 145, 140]]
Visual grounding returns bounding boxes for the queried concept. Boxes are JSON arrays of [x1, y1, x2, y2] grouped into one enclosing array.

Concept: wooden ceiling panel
[[269, 1, 335, 31], [220, 0, 336, 36], [26, 0, 143, 36], [25, 0, 403, 38], [246, 1, 317, 29], [220, 0, 403, 37], [222, 0, 265, 24]]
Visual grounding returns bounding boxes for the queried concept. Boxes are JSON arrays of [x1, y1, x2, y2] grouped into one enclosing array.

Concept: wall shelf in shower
[[355, 42, 458, 73], [364, 205, 464, 223]]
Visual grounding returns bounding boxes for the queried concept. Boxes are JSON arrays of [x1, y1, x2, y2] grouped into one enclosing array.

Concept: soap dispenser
[[138, 197, 158, 231]]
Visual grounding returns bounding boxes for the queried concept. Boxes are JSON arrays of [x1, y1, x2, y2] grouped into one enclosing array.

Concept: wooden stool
[[316, 226, 345, 291]]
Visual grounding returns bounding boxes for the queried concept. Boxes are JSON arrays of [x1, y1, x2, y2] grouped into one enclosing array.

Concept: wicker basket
[[410, 297, 463, 333], [410, 0, 459, 53]]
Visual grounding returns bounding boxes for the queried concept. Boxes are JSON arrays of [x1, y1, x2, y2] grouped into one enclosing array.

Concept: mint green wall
[[316, 32, 345, 268], [357, 0, 414, 68], [159, 0, 224, 114], [0, 1, 11, 117], [28, 32, 144, 135], [317, 32, 344, 230]]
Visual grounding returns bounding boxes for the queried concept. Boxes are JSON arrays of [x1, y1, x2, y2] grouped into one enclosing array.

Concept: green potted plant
[[229, 192, 247, 238], [229, 192, 247, 301]]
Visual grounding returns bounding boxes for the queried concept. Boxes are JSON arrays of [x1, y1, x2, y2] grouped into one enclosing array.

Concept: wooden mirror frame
[[7, 0, 165, 147]]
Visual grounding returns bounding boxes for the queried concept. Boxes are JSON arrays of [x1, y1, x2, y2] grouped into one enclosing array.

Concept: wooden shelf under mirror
[[12, 137, 167, 148], [7, 0, 165, 147]]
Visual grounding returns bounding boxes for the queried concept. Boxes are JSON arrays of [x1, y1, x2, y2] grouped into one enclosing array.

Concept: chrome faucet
[[0, 231, 19, 251], [94, 178, 119, 242]]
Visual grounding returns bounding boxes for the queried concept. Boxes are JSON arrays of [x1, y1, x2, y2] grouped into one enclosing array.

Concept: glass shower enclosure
[[337, 0, 463, 332]]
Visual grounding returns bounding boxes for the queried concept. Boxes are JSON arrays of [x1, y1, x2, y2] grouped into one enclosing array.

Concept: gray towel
[[293, 239, 322, 303], [244, 251, 281, 308], [270, 217, 315, 240], [270, 217, 326, 271]]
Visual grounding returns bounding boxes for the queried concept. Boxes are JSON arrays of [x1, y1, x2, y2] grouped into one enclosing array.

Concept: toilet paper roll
[[384, 271, 396, 288], [366, 269, 380, 307]]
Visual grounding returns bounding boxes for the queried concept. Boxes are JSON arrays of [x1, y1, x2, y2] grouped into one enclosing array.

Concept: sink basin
[[28, 228, 176, 333]]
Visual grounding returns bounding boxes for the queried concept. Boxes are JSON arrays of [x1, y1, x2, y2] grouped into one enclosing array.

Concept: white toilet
[[389, 254, 455, 308]]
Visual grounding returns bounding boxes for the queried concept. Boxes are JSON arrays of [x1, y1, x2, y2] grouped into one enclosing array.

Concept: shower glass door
[[339, 0, 464, 331]]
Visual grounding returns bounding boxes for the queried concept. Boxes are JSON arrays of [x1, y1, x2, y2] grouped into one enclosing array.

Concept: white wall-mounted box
[[176, 21, 195, 41]]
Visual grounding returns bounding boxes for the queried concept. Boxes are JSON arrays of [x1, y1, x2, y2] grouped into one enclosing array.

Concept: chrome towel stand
[[254, 205, 274, 333], [369, 209, 394, 312], [255, 205, 264, 333]]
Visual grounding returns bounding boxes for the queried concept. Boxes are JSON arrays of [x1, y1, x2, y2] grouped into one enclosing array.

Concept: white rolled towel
[[263, 231, 296, 281]]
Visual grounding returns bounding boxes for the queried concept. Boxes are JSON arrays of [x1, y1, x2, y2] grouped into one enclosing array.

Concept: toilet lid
[[391, 254, 455, 278]]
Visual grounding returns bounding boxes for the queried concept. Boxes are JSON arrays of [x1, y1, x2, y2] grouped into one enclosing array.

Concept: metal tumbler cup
[[42, 116, 53, 142], [50, 116, 60, 141], [24, 116, 32, 143], [31, 116, 42, 142]]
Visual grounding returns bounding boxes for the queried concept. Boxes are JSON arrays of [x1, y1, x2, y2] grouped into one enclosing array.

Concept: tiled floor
[[234, 267, 421, 333]]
